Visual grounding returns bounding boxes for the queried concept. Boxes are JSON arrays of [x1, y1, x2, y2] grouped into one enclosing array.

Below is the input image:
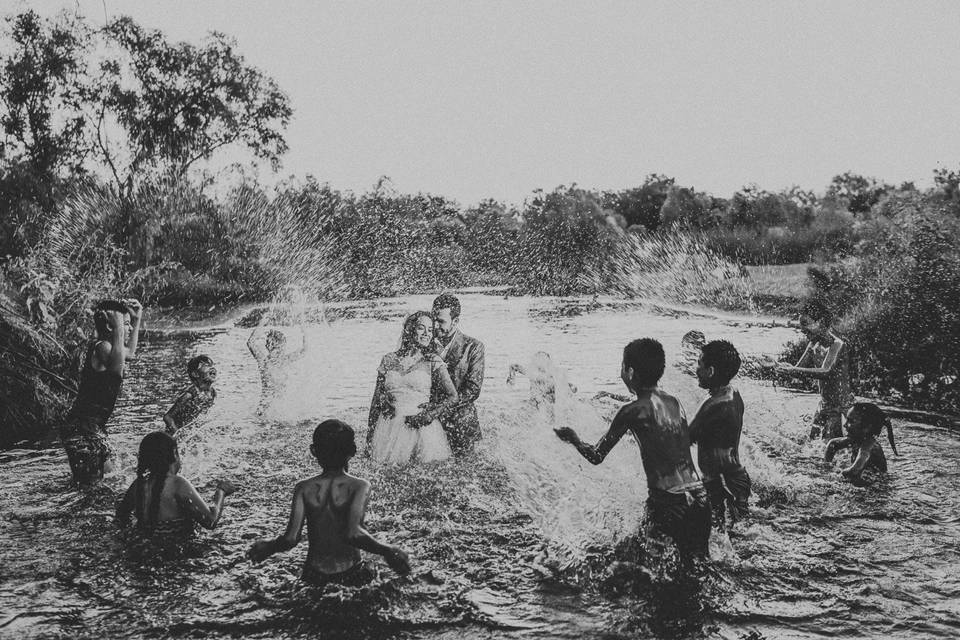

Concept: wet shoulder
[[613, 397, 654, 427]]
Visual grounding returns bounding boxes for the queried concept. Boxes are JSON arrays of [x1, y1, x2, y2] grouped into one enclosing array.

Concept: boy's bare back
[[298, 473, 367, 574]]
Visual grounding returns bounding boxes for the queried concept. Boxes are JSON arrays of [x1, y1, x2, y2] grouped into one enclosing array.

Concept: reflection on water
[[2, 294, 959, 639]]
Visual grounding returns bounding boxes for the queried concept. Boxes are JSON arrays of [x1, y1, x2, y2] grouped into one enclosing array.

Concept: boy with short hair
[[163, 355, 218, 435], [248, 419, 411, 586], [555, 338, 710, 568], [690, 340, 750, 532], [62, 298, 143, 486]]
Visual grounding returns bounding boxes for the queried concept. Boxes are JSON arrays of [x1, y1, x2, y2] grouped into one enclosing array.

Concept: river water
[[2, 293, 959, 639]]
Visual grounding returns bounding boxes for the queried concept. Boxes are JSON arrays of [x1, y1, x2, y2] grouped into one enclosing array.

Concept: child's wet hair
[[312, 419, 357, 469], [187, 355, 214, 376], [623, 338, 665, 387], [136, 431, 179, 525], [265, 330, 287, 351], [849, 402, 898, 455], [92, 300, 129, 339], [701, 340, 741, 385]]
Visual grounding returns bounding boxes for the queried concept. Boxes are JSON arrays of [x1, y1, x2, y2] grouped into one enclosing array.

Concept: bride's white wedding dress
[[370, 354, 452, 464]]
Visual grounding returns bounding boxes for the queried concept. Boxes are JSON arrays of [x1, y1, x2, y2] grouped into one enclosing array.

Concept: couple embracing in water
[[367, 293, 485, 463]]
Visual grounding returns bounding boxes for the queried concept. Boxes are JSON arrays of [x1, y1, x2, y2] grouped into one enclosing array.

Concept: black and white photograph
[[2, 2, 959, 638]]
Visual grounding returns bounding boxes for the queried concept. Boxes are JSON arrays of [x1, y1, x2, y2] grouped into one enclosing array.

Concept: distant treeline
[[3, 8, 960, 440]]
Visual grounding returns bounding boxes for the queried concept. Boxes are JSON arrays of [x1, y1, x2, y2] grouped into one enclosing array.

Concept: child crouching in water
[[116, 431, 237, 537], [825, 402, 898, 484], [247, 419, 411, 586]]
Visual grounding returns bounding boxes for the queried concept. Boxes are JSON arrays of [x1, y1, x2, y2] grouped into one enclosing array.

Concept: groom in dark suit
[[409, 293, 485, 455]]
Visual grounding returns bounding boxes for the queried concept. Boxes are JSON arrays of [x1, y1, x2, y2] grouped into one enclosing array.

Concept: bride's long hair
[[397, 311, 437, 357]]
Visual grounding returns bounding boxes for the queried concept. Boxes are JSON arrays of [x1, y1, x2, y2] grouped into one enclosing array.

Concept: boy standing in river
[[248, 419, 411, 586], [767, 299, 852, 440], [555, 338, 710, 568], [690, 340, 750, 532]]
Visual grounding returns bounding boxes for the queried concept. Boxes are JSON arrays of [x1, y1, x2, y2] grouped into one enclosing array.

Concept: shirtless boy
[[690, 340, 750, 532], [247, 326, 307, 414], [555, 338, 710, 568], [247, 419, 411, 586], [765, 299, 852, 439]]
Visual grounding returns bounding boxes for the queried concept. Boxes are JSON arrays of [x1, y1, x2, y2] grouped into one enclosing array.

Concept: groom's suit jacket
[[424, 330, 485, 453]]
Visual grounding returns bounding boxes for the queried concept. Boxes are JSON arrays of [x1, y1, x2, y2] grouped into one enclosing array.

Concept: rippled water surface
[[2, 294, 959, 639]]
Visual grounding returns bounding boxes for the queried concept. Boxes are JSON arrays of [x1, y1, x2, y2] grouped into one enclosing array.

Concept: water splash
[[583, 231, 756, 311]]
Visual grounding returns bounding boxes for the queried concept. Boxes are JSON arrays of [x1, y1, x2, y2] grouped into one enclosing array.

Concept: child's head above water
[[311, 419, 357, 471], [798, 298, 835, 341], [187, 355, 217, 388], [846, 402, 898, 455], [622, 338, 665, 391], [697, 340, 741, 389], [93, 299, 132, 340]]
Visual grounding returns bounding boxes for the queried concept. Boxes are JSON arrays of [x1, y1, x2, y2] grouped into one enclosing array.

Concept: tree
[[604, 174, 675, 231], [659, 185, 707, 229], [827, 171, 890, 215], [89, 17, 292, 198], [0, 10, 90, 177]]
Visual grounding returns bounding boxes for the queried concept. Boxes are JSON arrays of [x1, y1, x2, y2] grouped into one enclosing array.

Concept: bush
[[801, 194, 960, 412]]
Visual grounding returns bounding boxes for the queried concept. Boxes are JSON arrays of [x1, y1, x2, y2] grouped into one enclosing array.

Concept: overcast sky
[[16, 0, 960, 205]]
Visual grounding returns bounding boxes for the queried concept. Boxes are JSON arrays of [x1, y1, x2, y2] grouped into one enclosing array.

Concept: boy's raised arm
[[556, 406, 632, 465], [124, 300, 143, 358], [788, 339, 843, 380]]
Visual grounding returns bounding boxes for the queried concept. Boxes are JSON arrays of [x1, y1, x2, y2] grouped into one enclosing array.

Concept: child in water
[[506, 351, 577, 408], [690, 340, 751, 532], [248, 419, 411, 586], [62, 298, 143, 487], [824, 402, 898, 485], [247, 326, 307, 414], [116, 431, 237, 537], [163, 355, 217, 435], [555, 338, 711, 570]]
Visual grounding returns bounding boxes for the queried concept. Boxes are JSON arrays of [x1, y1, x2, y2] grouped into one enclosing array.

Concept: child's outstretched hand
[[247, 539, 273, 563], [385, 546, 411, 575], [216, 479, 238, 496]]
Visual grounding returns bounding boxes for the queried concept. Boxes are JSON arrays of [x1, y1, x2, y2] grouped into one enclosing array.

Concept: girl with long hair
[[116, 431, 236, 536]]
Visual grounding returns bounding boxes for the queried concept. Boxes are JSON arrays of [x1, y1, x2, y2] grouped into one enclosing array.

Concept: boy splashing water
[[690, 340, 750, 532], [248, 420, 411, 586], [555, 338, 710, 571]]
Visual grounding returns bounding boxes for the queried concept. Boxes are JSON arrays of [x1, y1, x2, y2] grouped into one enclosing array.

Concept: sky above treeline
[[15, 0, 960, 206]]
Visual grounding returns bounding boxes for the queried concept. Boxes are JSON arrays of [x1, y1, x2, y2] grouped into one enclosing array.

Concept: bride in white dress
[[367, 311, 458, 464]]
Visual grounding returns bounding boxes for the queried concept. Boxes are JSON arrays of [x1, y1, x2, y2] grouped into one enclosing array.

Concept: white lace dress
[[369, 354, 454, 464]]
